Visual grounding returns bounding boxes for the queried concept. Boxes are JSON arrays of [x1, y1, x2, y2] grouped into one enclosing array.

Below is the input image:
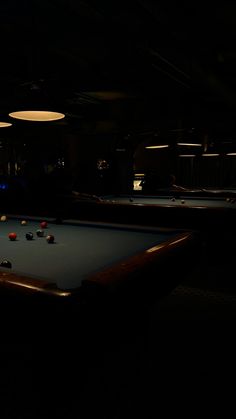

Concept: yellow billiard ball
[[0, 215, 7, 222], [21, 220, 27, 226]]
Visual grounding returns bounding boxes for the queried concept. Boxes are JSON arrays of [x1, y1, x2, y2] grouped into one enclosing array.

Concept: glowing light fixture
[[179, 154, 196, 157], [8, 110, 65, 122], [226, 152, 236, 156], [0, 122, 12, 127], [145, 145, 169, 149], [177, 142, 202, 147], [202, 153, 219, 157]]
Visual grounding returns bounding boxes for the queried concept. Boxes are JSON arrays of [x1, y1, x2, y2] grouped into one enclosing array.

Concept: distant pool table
[[102, 194, 236, 208], [82, 193, 236, 232]]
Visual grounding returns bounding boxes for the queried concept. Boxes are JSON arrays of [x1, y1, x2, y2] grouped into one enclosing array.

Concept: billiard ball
[[36, 229, 44, 237], [226, 198, 231, 202], [0, 215, 7, 222], [26, 232, 34, 240], [8, 232, 17, 241], [171, 197, 175, 201], [181, 200, 185, 204], [46, 234, 54, 243], [129, 198, 134, 202], [40, 221, 48, 229], [0, 260, 12, 268], [21, 220, 27, 226]]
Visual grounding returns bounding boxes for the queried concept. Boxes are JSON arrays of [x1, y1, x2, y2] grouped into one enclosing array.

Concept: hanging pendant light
[[8, 79, 65, 122], [9, 110, 65, 122], [0, 122, 12, 127]]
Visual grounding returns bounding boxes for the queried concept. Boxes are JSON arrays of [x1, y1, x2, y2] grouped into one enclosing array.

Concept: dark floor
[[1, 257, 236, 418]]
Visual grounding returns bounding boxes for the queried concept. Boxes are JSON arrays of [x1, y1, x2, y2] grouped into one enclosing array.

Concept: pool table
[[0, 215, 197, 318], [102, 194, 236, 208], [73, 193, 236, 233]]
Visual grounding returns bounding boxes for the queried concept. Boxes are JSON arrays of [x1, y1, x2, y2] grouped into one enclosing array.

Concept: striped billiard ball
[[46, 234, 54, 243]]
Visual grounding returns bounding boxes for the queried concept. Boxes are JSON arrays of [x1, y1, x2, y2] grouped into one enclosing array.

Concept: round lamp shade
[[9, 110, 65, 122], [0, 122, 12, 127]]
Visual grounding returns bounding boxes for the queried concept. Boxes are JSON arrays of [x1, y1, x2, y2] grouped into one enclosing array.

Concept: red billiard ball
[[8, 232, 17, 241], [40, 221, 48, 229], [46, 234, 54, 243]]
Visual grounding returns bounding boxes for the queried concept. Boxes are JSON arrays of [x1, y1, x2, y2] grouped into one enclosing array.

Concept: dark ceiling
[[1, 1, 236, 142]]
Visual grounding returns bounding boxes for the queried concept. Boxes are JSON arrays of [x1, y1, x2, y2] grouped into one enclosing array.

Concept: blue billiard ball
[[0, 260, 12, 268], [26, 232, 34, 240]]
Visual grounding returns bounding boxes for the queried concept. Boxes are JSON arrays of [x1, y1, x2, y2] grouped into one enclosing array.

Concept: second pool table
[[73, 193, 236, 233]]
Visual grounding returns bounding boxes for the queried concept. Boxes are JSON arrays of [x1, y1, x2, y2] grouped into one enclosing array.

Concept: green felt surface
[[0, 217, 181, 290]]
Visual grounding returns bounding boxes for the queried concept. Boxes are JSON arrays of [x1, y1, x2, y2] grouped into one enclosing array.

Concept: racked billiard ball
[[0, 260, 12, 268], [46, 234, 54, 243], [40, 221, 48, 229], [21, 220, 27, 226], [26, 232, 34, 240], [8, 232, 17, 241], [36, 229, 44, 237]]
